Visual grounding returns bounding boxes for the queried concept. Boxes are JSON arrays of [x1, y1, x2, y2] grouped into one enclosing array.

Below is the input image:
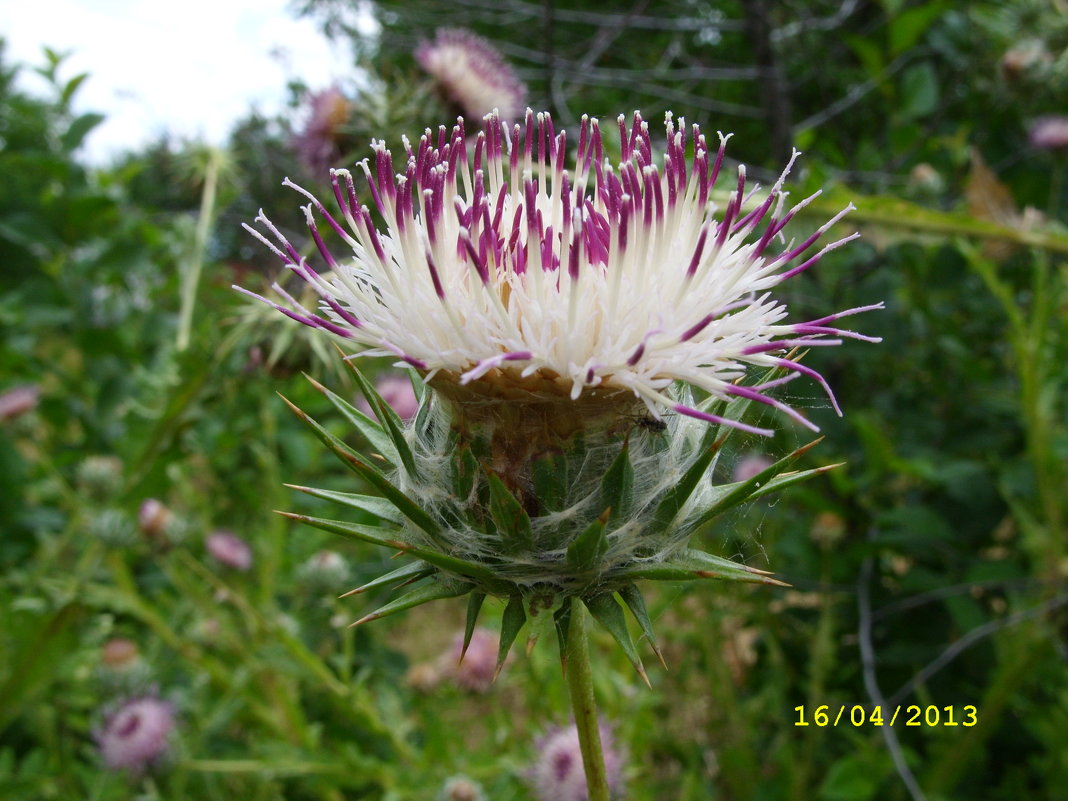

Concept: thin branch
[[885, 593, 1068, 709], [772, 0, 861, 42], [858, 544, 929, 801], [872, 578, 1045, 622], [449, 0, 747, 31], [794, 50, 917, 134]]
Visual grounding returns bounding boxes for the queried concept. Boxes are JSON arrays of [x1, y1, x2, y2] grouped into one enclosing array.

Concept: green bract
[[279, 357, 837, 682]]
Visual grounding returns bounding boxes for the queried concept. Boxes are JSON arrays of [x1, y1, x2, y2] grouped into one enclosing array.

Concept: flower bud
[[447, 627, 507, 692], [528, 723, 625, 801], [438, 775, 486, 801], [96, 638, 152, 694], [1030, 116, 1068, 151], [77, 456, 124, 500], [138, 499, 174, 541], [0, 385, 39, 421], [97, 694, 175, 774], [206, 530, 253, 571], [88, 508, 138, 548], [297, 550, 350, 591]]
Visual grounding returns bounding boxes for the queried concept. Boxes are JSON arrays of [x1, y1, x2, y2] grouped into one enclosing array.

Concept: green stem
[[566, 599, 611, 801], [177, 148, 221, 352]]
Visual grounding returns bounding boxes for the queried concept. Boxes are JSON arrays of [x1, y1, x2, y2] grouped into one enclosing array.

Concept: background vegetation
[[1, 1, 1066, 799]]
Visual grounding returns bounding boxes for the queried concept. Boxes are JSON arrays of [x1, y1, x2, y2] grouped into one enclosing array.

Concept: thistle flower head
[[293, 87, 350, 173], [96, 694, 175, 774], [528, 723, 625, 801], [416, 28, 526, 121], [243, 109, 879, 676], [243, 109, 876, 436]]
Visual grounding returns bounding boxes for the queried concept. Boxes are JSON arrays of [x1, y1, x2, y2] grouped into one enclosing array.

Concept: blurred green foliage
[[2, 2, 1067, 799]]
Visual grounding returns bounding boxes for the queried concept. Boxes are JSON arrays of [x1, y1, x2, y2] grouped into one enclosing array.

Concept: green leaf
[[60, 72, 89, 106], [584, 592, 649, 686], [353, 577, 471, 625], [843, 34, 885, 80], [338, 356, 419, 480], [284, 484, 405, 525], [278, 392, 374, 472], [303, 374, 397, 467], [889, 2, 948, 56], [899, 62, 939, 120], [461, 592, 487, 660], [341, 561, 434, 597], [692, 438, 828, 528], [347, 459, 445, 544], [599, 442, 634, 522], [496, 595, 526, 678], [532, 450, 568, 513], [486, 472, 533, 553], [277, 512, 505, 587], [566, 511, 609, 573], [451, 443, 480, 501], [807, 187, 1068, 256], [623, 548, 786, 587], [617, 583, 665, 668], [281, 394, 444, 542], [651, 437, 724, 530], [0, 602, 83, 736], [553, 603, 572, 673], [60, 112, 105, 151], [524, 591, 561, 654]]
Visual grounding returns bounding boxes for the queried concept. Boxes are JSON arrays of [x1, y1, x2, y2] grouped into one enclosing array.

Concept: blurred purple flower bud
[[292, 87, 350, 173], [97, 695, 175, 773], [0, 385, 39, 421], [101, 638, 140, 670], [732, 454, 774, 483], [449, 627, 504, 692], [1030, 116, 1068, 150], [138, 499, 173, 540], [529, 723, 625, 801], [439, 775, 486, 801], [357, 374, 420, 422], [206, 530, 253, 571]]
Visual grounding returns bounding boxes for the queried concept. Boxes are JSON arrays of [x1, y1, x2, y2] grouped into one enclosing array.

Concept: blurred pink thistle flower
[[1030, 116, 1068, 151], [732, 453, 774, 483], [206, 530, 253, 571], [416, 28, 526, 121], [0, 385, 39, 421], [292, 87, 350, 173], [356, 374, 419, 422], [529, 723, 625, 801], [97, 694, 175, 774], [449, 626, 507, 691]]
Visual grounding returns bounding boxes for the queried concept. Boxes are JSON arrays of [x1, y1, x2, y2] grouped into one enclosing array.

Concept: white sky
[[3, 0, 375, 162]]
